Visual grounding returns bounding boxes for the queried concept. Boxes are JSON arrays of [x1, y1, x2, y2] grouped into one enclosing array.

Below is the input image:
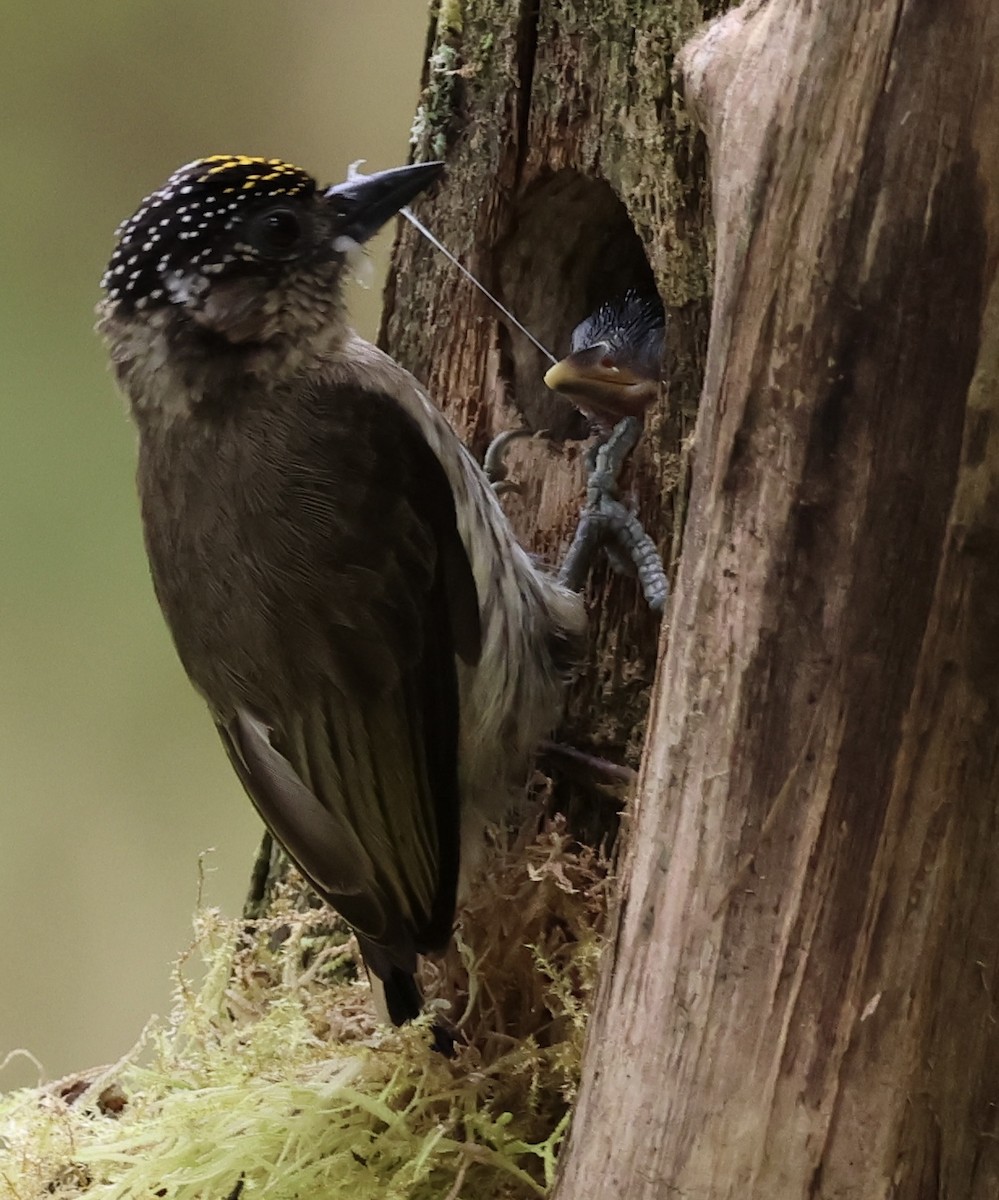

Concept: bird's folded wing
[[218, 388, 481, 965], [221, 708, 384, 938]]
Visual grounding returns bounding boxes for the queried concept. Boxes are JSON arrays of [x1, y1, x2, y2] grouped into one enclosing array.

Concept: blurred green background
[[1, 1, 428, 1090]]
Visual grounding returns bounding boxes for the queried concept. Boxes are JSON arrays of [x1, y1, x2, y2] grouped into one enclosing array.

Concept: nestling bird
[[539, 292, 670, 611], [97, 155, 583, 1027], [543, 291, 666, 431]]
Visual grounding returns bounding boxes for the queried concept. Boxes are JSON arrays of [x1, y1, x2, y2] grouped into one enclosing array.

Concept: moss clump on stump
[[0, 818, 609, 1200]]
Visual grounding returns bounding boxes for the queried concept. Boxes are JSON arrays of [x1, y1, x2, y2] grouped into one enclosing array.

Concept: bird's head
[[97, 155, 442, 395], [543, 292, 666, 430]]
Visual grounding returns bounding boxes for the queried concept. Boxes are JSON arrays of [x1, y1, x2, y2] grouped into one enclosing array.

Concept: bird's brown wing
[[216, 386, 480, 981]]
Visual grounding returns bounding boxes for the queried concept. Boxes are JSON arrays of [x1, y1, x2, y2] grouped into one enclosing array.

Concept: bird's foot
[[582, 415, 642, 504], [430, 1020, 460, 1057], [558, 417, 669, 613], [483, 427, 535, 495]]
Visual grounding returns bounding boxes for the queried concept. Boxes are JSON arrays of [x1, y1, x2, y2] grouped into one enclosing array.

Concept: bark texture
[[551, 3, 999, 1198], [383, 0, 722, 788]]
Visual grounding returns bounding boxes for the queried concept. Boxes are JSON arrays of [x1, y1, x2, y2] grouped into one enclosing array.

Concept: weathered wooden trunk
[[383, 0, 720, 790], [386, 1, 999, 1198]]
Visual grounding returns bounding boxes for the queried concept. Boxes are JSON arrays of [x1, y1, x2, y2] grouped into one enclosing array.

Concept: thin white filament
[[400, 207, 558, 365]]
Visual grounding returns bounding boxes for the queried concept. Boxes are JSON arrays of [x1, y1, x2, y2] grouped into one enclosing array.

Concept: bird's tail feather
[[370, 965, 423, 1026], [369, 966, 457, 1055]]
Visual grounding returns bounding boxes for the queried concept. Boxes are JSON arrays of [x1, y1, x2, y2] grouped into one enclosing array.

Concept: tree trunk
[[549, 4, 999, 1198], [387, 0, 999, 1197], [383, 0, 721, 799]]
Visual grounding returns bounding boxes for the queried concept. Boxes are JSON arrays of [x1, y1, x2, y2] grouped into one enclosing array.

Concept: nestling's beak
[[324, 161, 445, 245], [544, 343, 660, 423]]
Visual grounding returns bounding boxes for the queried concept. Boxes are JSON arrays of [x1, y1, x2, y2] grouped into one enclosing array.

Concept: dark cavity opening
[[492, 170, 659, 441]]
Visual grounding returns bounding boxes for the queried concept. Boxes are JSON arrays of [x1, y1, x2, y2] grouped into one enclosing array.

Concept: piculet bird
[[97, 155, 583, 1027], [543, 291, 666, 430]]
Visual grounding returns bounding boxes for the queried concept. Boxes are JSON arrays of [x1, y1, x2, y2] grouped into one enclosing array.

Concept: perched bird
[[97, 155, 583, 1027], [543, 291, 666, 430]]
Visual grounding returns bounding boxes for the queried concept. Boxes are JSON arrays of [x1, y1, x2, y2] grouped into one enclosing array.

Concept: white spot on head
[[332, 235, 361, 255], [164, 270, 205, 305]]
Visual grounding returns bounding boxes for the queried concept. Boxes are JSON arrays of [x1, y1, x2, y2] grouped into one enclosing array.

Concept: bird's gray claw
[[483, 427, 534, 492], [560, 417, 669, 614], [559, 510, 600, 593], [583, 416, 641, 499], [597, 498, 669, 612]]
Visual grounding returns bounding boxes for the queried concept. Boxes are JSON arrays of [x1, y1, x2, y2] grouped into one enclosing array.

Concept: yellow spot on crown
[[197, 155, 308, 185]]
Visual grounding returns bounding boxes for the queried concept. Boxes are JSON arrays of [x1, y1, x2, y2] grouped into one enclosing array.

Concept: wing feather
[[214, 387, 476, 976]]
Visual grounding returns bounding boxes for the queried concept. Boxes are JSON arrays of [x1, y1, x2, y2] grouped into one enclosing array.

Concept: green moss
[[437, 0, 464, 36], [1, 821, 608, 1200]]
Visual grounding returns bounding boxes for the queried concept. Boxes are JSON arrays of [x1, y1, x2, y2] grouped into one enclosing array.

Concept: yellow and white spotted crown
[[102, 155, 318, 311]]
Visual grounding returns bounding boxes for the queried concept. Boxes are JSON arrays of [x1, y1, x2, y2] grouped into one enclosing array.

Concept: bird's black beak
[[324, 161, 445, 245]]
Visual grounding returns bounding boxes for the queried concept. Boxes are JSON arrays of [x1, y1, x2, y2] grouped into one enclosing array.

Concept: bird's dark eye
[[249, 207, 305, 256]]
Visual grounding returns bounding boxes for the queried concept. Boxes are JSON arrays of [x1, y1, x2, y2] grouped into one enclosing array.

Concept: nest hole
[[492, 170, 659, 440]]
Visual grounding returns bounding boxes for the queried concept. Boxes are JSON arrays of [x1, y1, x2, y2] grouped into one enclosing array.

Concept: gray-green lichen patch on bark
[[410, 41, 462, 160]]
